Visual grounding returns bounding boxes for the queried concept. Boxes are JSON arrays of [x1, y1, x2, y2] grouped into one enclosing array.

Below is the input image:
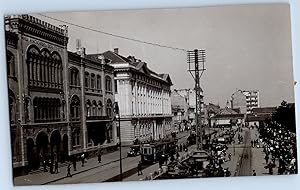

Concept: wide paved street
[[14, 127, 278, 185], [14, 131, 190, 185]]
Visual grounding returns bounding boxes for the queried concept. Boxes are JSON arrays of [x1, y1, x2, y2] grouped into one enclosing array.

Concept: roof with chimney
[[87, 50, 172, 85]]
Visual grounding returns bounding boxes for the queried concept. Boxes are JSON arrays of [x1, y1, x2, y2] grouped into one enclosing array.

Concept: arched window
[[41, 49, 51, 86], [85, 72, 89, 88], [96, 75, 101, 90], [98, 101, 103, 116], [7, 51, 15, 78], [92, 100, 97, 116], [86, 99, 91, 117], [26, 47, 63, 89], [69, 67, 80, 87], [26, 46, 40, 85], [91, 73, 95, 89], [70, 95, 80, 120], [52, 52, 63, 88], [106, 99, 113, 118], [33, 97, 61, 122], [72, 128, 80, 146], [105, 76, 112, 92]]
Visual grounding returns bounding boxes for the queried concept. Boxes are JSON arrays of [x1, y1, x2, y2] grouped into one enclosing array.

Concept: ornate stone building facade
[[88, 49, 173, 145], [5, 15, 116, 175]]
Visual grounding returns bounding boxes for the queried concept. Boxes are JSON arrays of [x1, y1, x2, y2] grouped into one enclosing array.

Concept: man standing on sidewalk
[[137, 161, 143, 176], [67, 162, 72, 177]]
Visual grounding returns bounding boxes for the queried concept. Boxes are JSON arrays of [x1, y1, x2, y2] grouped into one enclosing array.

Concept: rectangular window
[[114, 80, 118, 93], [117, 125, 120, 138], [97, 75, 101, 89]]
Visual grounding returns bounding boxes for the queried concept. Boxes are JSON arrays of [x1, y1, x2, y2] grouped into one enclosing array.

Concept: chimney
[[113, 48, 119, 54], [76, 39, 81, 54]]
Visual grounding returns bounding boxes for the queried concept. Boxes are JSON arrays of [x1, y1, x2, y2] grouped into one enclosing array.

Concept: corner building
[[88, 49, 173, 145], [5, 15, 116, 176]]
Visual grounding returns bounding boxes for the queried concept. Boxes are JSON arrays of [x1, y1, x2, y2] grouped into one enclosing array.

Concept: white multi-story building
[[88, 49, 173, 145], [231, 89, 259, 114], [242, 90, 259, 113]]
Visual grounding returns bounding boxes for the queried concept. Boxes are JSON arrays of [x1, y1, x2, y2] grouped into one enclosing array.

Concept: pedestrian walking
[[265, 154, 269, 164], [137, 161, 143, 176], [67, 163, 72, 177], [54, 161, 59, 174], [98, 151, 102, 163], [49, 159, 53, 174], [72, 157, 77, 171], [43, 159, 48, 172], [252, 170, 257, 176], [228, 153, 232, 161], [81, 153, 85, 167]]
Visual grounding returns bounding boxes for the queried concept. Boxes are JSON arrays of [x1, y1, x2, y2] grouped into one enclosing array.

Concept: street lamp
[[113, 102, 122, 181]]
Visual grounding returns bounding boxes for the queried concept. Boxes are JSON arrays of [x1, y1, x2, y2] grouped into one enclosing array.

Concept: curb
[[42, 156, 127, 185]]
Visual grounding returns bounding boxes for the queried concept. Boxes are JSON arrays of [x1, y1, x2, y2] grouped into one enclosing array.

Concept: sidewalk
[[14, 146, 130, 186], [14, 131, 189, 185]]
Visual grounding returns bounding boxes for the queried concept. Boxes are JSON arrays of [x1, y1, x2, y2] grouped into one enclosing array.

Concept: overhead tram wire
[[38, 13, 188, 52]]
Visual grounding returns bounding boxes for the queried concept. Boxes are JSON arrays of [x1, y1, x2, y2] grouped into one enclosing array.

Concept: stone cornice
[[6, 15, 68, 46]]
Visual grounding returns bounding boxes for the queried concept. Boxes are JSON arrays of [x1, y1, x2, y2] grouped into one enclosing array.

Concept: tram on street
[[140, 139, 178, 164]]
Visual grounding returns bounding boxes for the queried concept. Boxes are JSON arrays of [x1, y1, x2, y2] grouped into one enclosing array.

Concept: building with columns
[[88, 49, 173, 145], [5, 15, 116, 176]]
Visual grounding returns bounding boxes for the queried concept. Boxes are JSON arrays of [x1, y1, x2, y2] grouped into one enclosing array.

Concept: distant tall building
[[243, 90, 259, 113], [231, 89, 259, 114]]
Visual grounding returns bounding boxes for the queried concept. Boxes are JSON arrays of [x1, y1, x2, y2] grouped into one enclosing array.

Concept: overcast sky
[[35, 3, 294, 107]]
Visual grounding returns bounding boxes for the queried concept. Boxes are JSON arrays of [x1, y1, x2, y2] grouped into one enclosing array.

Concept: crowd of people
[[258, 121, 297, 175]]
